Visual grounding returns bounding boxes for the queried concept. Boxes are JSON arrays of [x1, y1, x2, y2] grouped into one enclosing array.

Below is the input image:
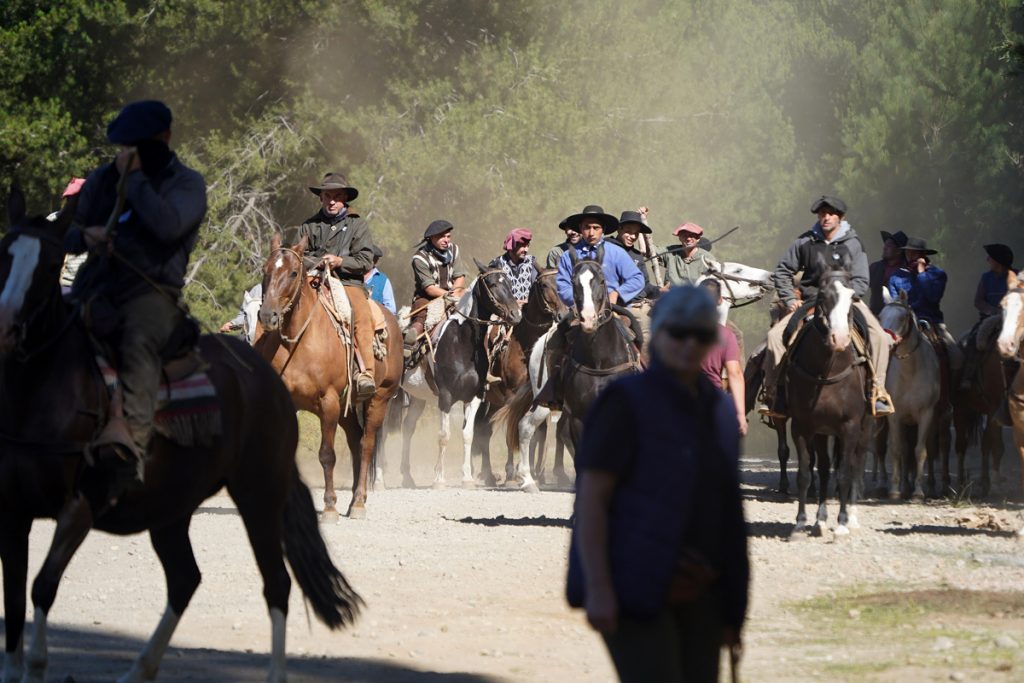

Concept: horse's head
[[472, 258, 521, 325], [570, 256, 609, 333], [259, 232, 308, 332], [526, 268, 567, 322], [815, 256, 856, 352], [878, 289, 915, 347], [0, 186, 73, 357], [997, 270, 1024, 359]]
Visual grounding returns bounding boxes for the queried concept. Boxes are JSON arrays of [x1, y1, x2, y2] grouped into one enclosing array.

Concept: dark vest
[[797, 237, 856, 300]]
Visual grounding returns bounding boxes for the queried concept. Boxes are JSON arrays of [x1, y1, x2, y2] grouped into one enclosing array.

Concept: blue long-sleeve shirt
[[365, 268, 396, 314], [887, 265, 947, 323], [556, 239, 645, 306]]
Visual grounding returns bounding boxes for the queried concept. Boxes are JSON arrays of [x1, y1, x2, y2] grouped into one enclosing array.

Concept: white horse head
[[997, 271, 1024, 359], [696, 261, 773, 324]]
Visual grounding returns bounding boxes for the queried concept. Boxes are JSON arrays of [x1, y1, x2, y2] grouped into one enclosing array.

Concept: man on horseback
[[868, 230, 907, 314], [64, 100, 207, 475], [365, 244, 396, 314], [405, 219, 467, 347], [546, 218, 582, 268], [490, 228, 539, 306], [662, 222, 717, 288], [539, 205, 644, 407], [299, 172, 377, 401], [757, 195, 895, 418], [606, 210, 663, 302], [961, 243, 1018, 402]]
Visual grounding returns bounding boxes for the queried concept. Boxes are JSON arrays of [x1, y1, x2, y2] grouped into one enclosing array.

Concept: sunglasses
[[663, 326, 717, 344]]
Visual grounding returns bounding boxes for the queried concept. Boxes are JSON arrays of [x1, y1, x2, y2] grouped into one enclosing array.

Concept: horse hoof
[[372, 481, 386, 493], [431, 481, 446, 491], [483, 476, 498, 488], [911, 492, 925, 504], [347, 506, 367, 520], [402, 476, 416, 489], [811, 523, 824, 538], [887, 491, 901, 502], [847, 516, 860, 530], [789, 523, 807, 540], [320, 508, 340, 523], [522, 482, 540, 494], [462, 479, 477, 490], [834, 525, 850, 537]]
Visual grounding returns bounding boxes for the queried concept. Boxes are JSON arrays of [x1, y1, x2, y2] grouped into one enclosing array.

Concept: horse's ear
[[473, 257, 487, 273], [51, 194, 78, 234], [8, 184, 26, 228], [569, 246, 579, 266], [1008, 270, 1019, 291], [596, 243, 605, 263], [898, 288, 908, 303], [294, 234, 308, 256], [270, 231, 282, 252]]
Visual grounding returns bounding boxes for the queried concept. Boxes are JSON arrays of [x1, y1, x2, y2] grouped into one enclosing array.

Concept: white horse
[[697, 260, 774, 324]]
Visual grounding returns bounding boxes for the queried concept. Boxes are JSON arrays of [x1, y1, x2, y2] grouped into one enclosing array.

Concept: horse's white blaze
[[23, 606, 48, 683], [828, 279, 855, 347], [117, 603, 181, 683], [997, 292, 1023, 357], [578, 269, 596, 327], [268, 607, 287, 683], [0, 234, 41, 319], [273, 256, 284, 269]]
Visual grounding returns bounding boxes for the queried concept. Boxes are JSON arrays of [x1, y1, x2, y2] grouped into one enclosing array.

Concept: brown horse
[[0, 189, 359, 683], [255, 234, 403, 519]]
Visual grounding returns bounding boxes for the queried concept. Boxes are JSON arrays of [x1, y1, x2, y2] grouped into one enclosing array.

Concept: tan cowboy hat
[[308, 172, 359, 202]]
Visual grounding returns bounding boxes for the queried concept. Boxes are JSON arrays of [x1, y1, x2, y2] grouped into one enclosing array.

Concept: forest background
[[2, 0, 1023, 335]]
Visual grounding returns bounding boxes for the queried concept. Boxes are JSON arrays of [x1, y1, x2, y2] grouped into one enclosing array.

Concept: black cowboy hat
[[617, 210, 652, 234], [308, 172, 359, 202], [984, 243, 1014, 269], [810, 195, 848, 215], [900, 237, 938, 255], [880, 230, 909, 248], [561, 204, 619, 232]]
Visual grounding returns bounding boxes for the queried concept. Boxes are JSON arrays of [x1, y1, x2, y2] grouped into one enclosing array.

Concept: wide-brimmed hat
[[617, 210, 652, 234], [561, 205, 619, 232], [880, 230, 908, 248], [106, 100, 173, 145], [984, 243, 1014, 269], [901, 237, 938, 255], [308, 172, 359, 202], [810, 195, 848, 215], [673, 222, 704, 237]]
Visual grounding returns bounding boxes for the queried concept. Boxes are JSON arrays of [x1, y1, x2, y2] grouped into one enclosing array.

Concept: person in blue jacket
[[886, 237, 947, 325], [364, 244, 396, 314]]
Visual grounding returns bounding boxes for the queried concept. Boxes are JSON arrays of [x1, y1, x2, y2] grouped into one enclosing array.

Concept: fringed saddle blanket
[[95, 355, 222, 448]]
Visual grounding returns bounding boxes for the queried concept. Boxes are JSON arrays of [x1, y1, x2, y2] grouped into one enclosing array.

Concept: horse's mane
[[455, 277, 479, 318]]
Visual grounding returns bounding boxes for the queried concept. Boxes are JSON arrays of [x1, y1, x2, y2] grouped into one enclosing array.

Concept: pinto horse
[[400, 262, 521, 488], [0, 189, 359, 683], [786, 258, 870, 536], [996, 271, 1024, 503], [255, 234, 403, 519]]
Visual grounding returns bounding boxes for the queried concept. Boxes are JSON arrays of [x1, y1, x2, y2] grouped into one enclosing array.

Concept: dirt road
[[5, 443, 1024, 682]]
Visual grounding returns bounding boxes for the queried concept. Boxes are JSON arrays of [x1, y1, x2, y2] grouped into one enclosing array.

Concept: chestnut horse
[[255, 234, 403, 519], [0, 189, 359, 683]]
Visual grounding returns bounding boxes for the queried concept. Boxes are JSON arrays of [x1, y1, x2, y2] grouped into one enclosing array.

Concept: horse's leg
[[1, 518, 31, 683], [776, 419, 790, 497], [350, 395, 389, 517], [473, 405, 498, 487], [834, 422, 865, 535], [228, 480, 292, 683], [792, 429, 812, 534], [518, 408, 549, 494], [24, 496, 94, 683], [953, 406, 970, 493], [401, 397, 425, 488], [340, 415, 367, 519], [553, 412, 573, 486], [317, 394, 343, 519], [434, 401, 453, 489], [117, 520, 201, 683], [532, 418, 549, 485], [912, 412, 935, 501], [813, 435, 830, 535], [886, 417, 903, 500], [460, 396, 483, 487], [980, 418, 993, 497]]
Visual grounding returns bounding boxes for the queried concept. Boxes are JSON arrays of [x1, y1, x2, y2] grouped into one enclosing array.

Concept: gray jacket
[[772, 221, 869, 307], [298, 210, 375, 286]]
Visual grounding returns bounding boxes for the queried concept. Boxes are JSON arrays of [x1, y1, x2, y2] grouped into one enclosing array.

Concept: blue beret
[[106, 100, 173, 145]]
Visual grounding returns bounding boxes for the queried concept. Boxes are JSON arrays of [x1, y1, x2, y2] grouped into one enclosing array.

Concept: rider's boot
[[757, 384, 787, 419]]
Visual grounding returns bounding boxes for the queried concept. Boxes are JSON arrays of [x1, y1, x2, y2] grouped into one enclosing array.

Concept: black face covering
[[135, 139, 173, 178]]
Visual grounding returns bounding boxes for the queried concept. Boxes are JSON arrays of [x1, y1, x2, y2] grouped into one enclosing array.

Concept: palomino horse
[[878, 295, 944, 500], [996, 271, 1024, 504], [401, 262, 521, 488], [482, 269, 567, 492], [786, 258, 870, 536], [255, 234, 403, 519], [0, 189, 359, 683]]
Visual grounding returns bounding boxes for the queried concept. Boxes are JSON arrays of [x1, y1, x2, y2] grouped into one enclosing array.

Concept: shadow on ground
[[449, 514, 571, 529], [0, 620, 501, 683], [880, 524, 1017, 539]]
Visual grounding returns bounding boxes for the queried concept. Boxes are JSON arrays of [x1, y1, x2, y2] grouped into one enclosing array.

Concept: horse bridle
[[266, 247, 318, 345], [521, 270, 561, 326], [457, 268, 519, 326], [885, 300, 922, 360], [571, 260, 613, 328], [2, 228, 75, 359]]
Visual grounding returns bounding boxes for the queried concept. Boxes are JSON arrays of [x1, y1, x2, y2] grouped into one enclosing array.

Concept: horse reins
[[453, 269, 519, 327], [886, 301, 922, 360], [268, 247, 317, 346]]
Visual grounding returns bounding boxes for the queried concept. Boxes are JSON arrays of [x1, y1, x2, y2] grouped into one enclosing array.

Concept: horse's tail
[[492, 382, 535, 453], [282, 467, 363, 629]]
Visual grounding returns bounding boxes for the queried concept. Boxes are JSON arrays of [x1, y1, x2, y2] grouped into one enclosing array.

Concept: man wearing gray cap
[[64, 99, 206, 480], [406, 219, 467, 345], [757, 195, 894, 418]]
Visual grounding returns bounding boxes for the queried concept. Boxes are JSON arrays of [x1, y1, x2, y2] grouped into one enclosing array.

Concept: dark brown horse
[[255, 233, 403, 519], [786, 259, 870, 536], [0, 189, 359, 683]]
